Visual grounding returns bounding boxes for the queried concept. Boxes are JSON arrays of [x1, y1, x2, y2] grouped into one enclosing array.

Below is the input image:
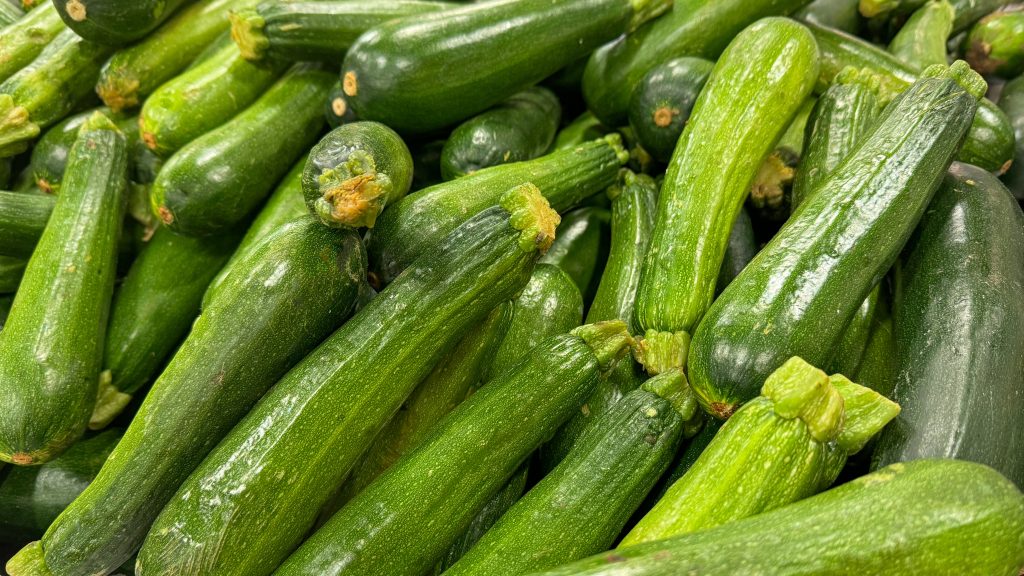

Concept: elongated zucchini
[[525, 460, 1024, 576], [715, 208, 757, 293], [888, 0, 954, 70], [303, 121, 414, 229], [96, 0, 248, 111], [553, 112, 606, 151], [342, 0, 670, 134], [0, 0, 23, 26], [0, 2, 63, 84], [325, 80, 357, 129], [222, 159, 306, 272], [967, 6, 1024, 77], [627, 57, 713, 164], [539, 207, 609, 303], [366, 134, 627, 286], [795, 0, 863, 33], [139, 39, 286, 158], [0, 190, 53, 258], [151, 63, 333, 236], [135, 185, 557, 576], [872, 163, 1024, 488], [633, 18, 819, 376], [7, 217, 366, 576], [230, 0, 454, 62], [999, 75, 1024, 200], [53, 0, 193, 45], [688, 63, 984, 418]]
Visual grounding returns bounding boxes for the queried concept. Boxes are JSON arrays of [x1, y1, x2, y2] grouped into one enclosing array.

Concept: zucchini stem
[[762, 357, 844, 443], [0, 94, 40, 158], [500, 182, 560, 254], [634, 329, 690, 375], [229, 9, 269, 61], [628, 0, 674, 32], [89, 370, 133, 430], [313, 151, 394, 229], [830, 374, 901, 454], [572, 320, 634, 372], [642, 367, 700, 424]]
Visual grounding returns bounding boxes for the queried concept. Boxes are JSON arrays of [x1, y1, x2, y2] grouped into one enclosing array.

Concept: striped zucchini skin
[[524, 460, 1024, 576], [688, 63, 983, 418], [275, 322, 632, 576], [872, 163, 1024, 488], [633, 18, 819, 375], [539, 207, 609, 304], [0, 113, 127, 466], [9, 217, 366, 576], [0, 1, 23, 27], [0, 190, 53, 258], [999, 75, 1024, 200], [887, 0, 954, 71], [53, 0, 193, 45], [0, 2, 64, 85], [135, 186, 557, 576]]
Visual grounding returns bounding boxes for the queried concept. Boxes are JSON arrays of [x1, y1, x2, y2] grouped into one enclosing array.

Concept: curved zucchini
[[999, 75, 1024, 200], [795, 0, 863, 33], [0, 2, 64, 85], [366, 134, 627, 286], [325, 80, 358, 129], [539, 206, 610, 303], [687, 63, 984, 419], [0, 1, 23, 26], [302, 121, 414, 229], [966, 6, 1024, 77], [151, 63, 333, 236], [888, 0, 954, 70], [8, 217, 366, 576], [872, 163, 1024, 488], [135, 185, 557, 576], [276, 322, 633, 576], [342, 0, 671, 134], [441, 87, 561, 180], [715, 207, 757, 294], [0, 190, 53, 258], [633, 18, 819, 376], [53, 0, 193, 45], [627, 57, 713, 163]]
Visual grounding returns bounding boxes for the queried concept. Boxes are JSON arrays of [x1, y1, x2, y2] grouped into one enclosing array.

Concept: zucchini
[[7, 217, 366, 576], [96, 0, 248, 111], [230, 0, 455, 62], [999, 75, 1024, 200], [966, 6, 1024, 77], [409, 139, 446, 190], [326, 80, 357, 129], [539, 206, 610, 304], [872, 163, 1024, 488], [366, 134, 627, 286], [524, 460, 1024, 576], [0, 2, 63, 84], [861, 0, 1012, 32], [341, 0, 671, 134], [627, 57, 713, 164], [888, 0, 954, 70], [0, 0, 23, 26], [553, 112, 606, 151], [53, 0, 193, 45], [91, 226, 242, 429], [139, 40, 286, 158], [27, 106, 136, 194], [639, 417, 721, 513], [443, 370, 689, 576], [0, 294, 11, 329], [441, 87, 561, 180], [0, 256, 24, 293], [687, 63, 984, 418], [582, 0, 810, 127], [0, 190, 53, 258], [851, 292, 896, 397], [715, 207, 757, 294], [746, 150, 796, 223], [808, 21, 1015, 173], [275, 322, 633, 576], [302, 121, 414, 229], [0, 28, 114, 158], [135, 184, 558, 576], [795, 0, 863, 34], [633, 18, 819, 376], [151, 63, 333, 236]]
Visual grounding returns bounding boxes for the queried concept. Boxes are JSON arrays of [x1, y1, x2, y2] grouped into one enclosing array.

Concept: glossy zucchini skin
[[151, 63, 333, 236], [276, 322, 632, 576], [539, 207, 610, 304], [0, 2, 64, 85], [342, 0, 670, 134], [222, 158, 306, 272], [524, 460, 1024, 576], [441, 87, 561, 179], [302, 121, 414, 229], [10, 217, 366, 576], [687, 63, 983, 418], [851, 292, 896, 397], [0, 190, 54, 258], [808, 21, 1014, 173], [795, 0, 862, 34], [633, 18, 819, 376], [96, 0, 247, 111], [582, 0, 810, 127], [139, 40, 286, 158], [366, 134, 627, 286], [714, 207, 757, 294], [27, 106, 135, 194], [230, 0, 454, 62], [52, 0, 193, 45], [628, 57, 714, 164], [966, 6, 1024, 77], [999, 75, 1024, 200], [888, 0, 954, 70], [0, 113, 127, 466], [136, 186, 556, 576], [872, 163, 1024, 488]]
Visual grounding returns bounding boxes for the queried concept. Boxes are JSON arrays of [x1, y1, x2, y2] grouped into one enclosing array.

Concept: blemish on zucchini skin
[[653, 106, 677, 128], [343, 72, 358, 97], [157, 205, 174, 225], [65, 0, 86, 21], [10, 452, 33, 465]]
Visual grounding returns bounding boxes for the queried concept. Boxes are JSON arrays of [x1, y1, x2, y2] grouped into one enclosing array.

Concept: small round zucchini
[[628, 57, 714, 163]]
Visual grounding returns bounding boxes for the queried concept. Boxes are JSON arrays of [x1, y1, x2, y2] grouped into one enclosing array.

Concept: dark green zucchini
[[795, 0, 863, 34], [366, 134, 627, 286], [441, 87, 561, 180], [326, 80, 358, 129], [0, 255, 24, 293], [53, 0, 193, 45], [409, 139, 446, 190], [715, 208, 757, 294], [0, 2, 64, 85], [341, 0, 671, 134], [27, 106, 136, 194], [302, 121, 414, 229], [872, 163, 1024, 488], [552, 112, 606, 151], [0, 294, 11, 328], [524, 460, 1024, 576], [96, 0, 247, 111], [539, 206, 610, 304], [275, 322, 632, 576], [230, 0, 455, 62], [135, 185, 557, 576], [443, 369, 688, 576], [998, 75, 1024, 200], [0, 190, 54, 258], [687, 62, 984, 419], [861, 0, 1012, 32], [582, 0, 810, 127], [888, 0, 954, 70], [151, 63, 333, 236], [627, 57, 714, 164], [808, 21, 1014, 173], [0, 112, 126, 465], [139, 40, 287, 158], [851, 291, 896, 397], [0, 0, 23, 26], [633, 18, 819, 376], [7, 217, 366, 576], [966, 6, 1024, 78], [640, 417, 721, 512]]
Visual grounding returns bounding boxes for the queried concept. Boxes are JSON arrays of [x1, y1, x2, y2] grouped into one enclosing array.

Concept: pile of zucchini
[[0, 0, 1022, 574]]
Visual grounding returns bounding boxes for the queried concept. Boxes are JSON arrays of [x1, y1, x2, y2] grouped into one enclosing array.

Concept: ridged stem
[[830, 374, 901, 454], [634, 329, 690, 375], [229, 9, 268, 61], [89, 369, 133, 430], [572, 320, 634, 372], [501, 182, 560, 253], [921, 60, 987, 101], [762, 357, 844, 443], [642, 367, 699, 423], [749, 152, 794, 215], [313, 151, 394, 229]]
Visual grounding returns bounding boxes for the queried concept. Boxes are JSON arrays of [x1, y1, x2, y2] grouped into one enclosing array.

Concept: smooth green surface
[[795, 0, 862, 33], [53, 0, 193, 45], [539, 207, 609, 304], [0, 190, 53, 258], [888, 0, 954, 70], [628, 57, 713, 163]]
